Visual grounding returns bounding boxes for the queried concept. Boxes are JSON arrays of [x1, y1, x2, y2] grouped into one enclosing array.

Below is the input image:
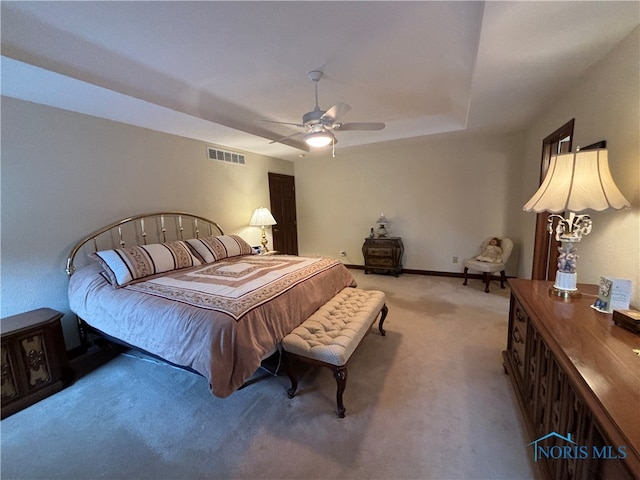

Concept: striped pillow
[[92, 240, 201, 287], [186, 234, 252, 264]]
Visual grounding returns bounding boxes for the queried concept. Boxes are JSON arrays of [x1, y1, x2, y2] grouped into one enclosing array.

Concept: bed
[[67, 212, 356, 397]]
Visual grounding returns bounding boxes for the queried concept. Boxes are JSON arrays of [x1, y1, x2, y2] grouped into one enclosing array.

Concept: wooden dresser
[[362, 237, 404, 276], [503, 279, 640, 479], [1, 308, 73, 418]]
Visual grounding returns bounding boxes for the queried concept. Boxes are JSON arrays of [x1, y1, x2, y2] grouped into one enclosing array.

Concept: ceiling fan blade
[[321, 103, 351, 122], [334, 122, 386, 131], [256, 119, 305, 128], [268, 131, 304, 144]]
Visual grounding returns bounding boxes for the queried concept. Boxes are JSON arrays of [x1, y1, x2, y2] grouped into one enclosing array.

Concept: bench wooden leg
[[283, 353, 298, 398], [378, 304, 388, 336], [333, 366, 348, 418], [287, 380, 298, 398]]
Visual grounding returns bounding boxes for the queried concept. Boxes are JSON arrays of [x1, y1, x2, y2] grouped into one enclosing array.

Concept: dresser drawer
[[368, 257, 394, 267], [506, 296, 529, 390], [513, 299, 529, 327], [367, 247, 393, 257], [510, 322, 527, 380]]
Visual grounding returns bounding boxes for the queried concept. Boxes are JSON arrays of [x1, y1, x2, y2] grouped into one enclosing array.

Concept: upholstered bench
[[282, 287, 388, 418]]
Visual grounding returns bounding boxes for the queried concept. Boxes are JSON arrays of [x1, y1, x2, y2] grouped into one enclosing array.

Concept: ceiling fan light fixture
[[304, 130, 335, 148]]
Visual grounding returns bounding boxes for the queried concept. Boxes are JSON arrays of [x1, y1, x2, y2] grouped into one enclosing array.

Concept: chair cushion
[[464, 258, 505, 273]]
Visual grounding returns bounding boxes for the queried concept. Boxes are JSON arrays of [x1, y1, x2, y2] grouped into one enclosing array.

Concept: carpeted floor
[[1, 272, 536, 479]]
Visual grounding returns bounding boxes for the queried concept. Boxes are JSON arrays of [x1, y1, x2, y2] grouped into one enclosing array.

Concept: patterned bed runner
[[125, 255, 340, 320]]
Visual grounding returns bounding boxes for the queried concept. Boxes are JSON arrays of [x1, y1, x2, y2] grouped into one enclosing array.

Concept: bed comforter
[[69, 254, 356, 397]]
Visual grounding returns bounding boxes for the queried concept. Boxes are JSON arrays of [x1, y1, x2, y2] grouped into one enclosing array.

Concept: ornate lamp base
[[260, 225, 269, 253], [549, 245, 581, 299], [545, 213, 592, 301], [549, 285, 582, 299], [376, 224, 389, 237]]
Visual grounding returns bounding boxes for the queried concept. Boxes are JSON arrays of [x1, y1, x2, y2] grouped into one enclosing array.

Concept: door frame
[[531, 119, 574, 280]]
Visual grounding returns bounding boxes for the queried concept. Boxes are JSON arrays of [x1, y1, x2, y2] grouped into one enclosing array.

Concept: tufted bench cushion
[[283, 288, 386, 366], [282, 287, 388, 417]]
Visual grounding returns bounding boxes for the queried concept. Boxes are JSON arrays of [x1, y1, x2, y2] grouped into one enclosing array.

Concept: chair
[[463, 237, 514, 293]]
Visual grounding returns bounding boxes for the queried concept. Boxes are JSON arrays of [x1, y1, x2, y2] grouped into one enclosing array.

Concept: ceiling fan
[[260, 71, 385, 150]]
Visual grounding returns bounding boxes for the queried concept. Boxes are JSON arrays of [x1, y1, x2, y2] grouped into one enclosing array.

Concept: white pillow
[[92, 240, 201, 287]]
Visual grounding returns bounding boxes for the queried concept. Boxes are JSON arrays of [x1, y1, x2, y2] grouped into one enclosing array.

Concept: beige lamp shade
[[523, 149, 631, 213], [249, 207, 277, 226]]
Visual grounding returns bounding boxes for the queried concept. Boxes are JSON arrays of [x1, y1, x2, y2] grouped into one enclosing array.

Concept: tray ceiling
[[2, 1, 638, 161]]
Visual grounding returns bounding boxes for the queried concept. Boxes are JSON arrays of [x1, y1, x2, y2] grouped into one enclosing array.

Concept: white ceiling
[[2, 1, 638, 161]]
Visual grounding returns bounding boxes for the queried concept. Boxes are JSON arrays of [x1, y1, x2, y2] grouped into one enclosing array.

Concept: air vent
[[207, 147, 245, 165]]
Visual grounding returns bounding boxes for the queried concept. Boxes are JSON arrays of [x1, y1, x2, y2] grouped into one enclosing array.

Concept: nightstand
[[362, 237, 404, 276], [1, 308, 73, 418]]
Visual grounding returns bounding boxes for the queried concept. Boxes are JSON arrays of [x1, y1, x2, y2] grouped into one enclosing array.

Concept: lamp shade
[[523, 149, 631, 213], [376, 213, 390, 225], [249, 207, 277, 226]]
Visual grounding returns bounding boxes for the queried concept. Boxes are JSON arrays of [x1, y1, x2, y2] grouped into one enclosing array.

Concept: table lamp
[[249, 207, 277, 253], [523, 148, 630, 298], [376, 213, 390, 237]]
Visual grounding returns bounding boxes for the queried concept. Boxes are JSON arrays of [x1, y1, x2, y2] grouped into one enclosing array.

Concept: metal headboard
[[66, 212, 224, 276]]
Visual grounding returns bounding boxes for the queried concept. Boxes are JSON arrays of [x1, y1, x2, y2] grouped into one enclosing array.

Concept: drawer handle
[[512, 328, 522, 344], [511, 349, 521, 367]]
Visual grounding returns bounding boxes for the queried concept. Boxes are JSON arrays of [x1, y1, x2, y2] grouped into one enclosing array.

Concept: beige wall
[[0, 97, 293, 344], [294, 131, 525, 274], [2, 26, 637, 350], [518, 26, 639, 305]]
